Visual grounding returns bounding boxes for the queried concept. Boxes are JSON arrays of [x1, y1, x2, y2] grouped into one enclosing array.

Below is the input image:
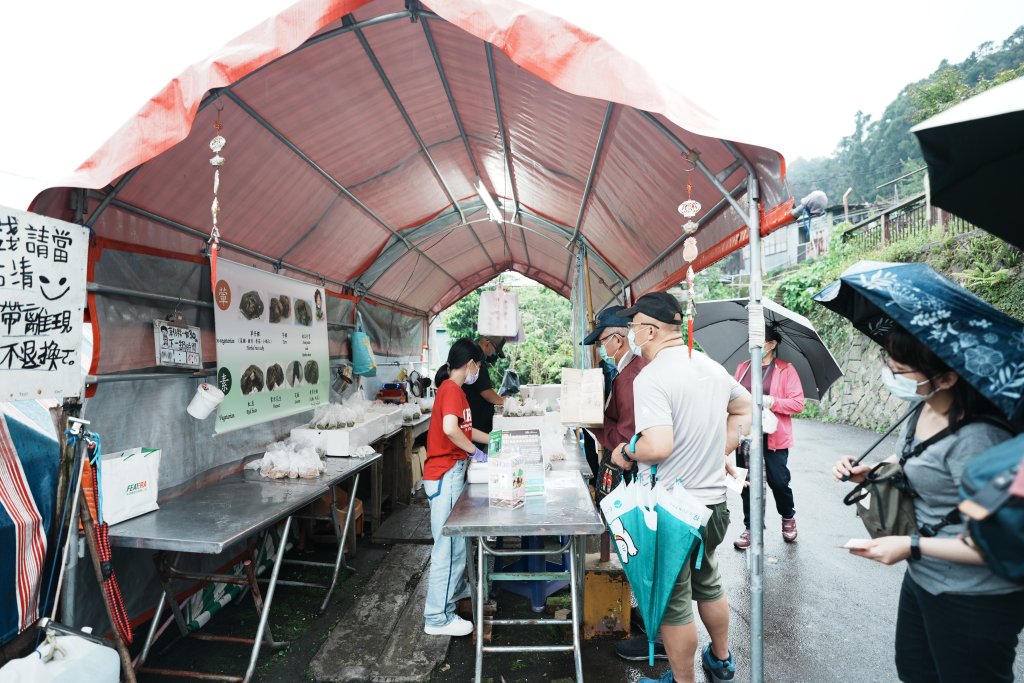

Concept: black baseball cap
[[582, 306, 632, 345], [480, 335, 507, 359], [620, 291, 683, 325]]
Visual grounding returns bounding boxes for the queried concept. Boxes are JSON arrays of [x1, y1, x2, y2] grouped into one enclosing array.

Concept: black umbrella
[[693, 298, 843, 400], [911, 77, 1024, 249]]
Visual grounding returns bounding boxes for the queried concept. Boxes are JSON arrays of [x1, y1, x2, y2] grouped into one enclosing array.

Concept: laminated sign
[[0, 207, 88, 400], [559, 368, 604, 427], [212, 260, 330, 433]]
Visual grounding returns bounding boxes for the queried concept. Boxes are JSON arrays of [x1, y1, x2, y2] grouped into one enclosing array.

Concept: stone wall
[[818, 330, 906, 431]]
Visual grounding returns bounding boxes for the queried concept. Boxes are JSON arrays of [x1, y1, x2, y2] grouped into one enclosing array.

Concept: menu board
[[0, 207, 88, 400], [212, 260, 329, 433]]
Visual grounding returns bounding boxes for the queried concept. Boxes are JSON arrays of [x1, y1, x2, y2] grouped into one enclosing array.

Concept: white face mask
[[881, 366, 935, 403], [465, 362, 479, 385], [626, 328, 646, 356]]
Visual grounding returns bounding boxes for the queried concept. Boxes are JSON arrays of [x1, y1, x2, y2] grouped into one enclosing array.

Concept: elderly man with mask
[[463, 335, 507, 450], [583, 305, 649, 474], [612, 291, 751, 683], [584, 305, 666, 661]]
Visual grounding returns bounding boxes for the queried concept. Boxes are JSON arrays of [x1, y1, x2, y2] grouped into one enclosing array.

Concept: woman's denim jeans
[[423, 459, 470, 627]]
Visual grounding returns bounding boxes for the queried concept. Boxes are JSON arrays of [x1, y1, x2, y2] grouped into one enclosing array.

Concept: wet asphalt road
[[442, 418, 1024, 682]]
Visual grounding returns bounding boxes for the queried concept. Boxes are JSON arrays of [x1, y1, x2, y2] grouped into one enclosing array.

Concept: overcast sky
[[1, 1, 1021, 209]]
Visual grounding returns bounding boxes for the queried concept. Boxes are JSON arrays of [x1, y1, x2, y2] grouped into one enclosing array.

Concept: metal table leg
[[475, 537, 485, 683], [243, 515, 293, 683], [136, 588, 166, 667], [318, 472, 361, 613], [569, 536, 584, 683]]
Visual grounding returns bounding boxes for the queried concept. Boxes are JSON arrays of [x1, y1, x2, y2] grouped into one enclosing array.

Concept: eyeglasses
[[626, 322, 660, 331], [597, 332, 622, 344]]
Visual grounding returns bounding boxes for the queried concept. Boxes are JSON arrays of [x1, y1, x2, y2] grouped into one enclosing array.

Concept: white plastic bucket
[[187, 383, 225, 419]]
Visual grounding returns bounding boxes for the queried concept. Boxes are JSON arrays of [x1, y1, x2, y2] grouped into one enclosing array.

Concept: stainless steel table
[[109, 453, 381, 683], [442, 470, 604, 683]]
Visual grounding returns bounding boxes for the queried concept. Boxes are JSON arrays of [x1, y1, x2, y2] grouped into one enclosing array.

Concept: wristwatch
[[619, 444, 635, 464], [909, 535, 922, 562]]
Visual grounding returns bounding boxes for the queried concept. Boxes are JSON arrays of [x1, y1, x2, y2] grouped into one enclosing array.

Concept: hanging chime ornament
[[685, 266, 696, 357], [208, 112, 226, 290]]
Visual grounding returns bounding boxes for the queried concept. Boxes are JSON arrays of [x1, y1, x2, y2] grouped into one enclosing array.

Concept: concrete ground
[[135, 419, 1024, 682]]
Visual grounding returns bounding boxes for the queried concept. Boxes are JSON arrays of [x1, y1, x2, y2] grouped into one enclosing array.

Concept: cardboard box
[[409, 446, 427, 493]]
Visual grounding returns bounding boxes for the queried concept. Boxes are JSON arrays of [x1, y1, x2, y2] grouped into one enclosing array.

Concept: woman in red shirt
[[422, 338, 491, 636]]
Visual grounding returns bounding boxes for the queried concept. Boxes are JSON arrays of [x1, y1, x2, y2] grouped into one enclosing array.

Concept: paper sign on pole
[[0, 207, 88, 400], [212, 260, 329, 433]]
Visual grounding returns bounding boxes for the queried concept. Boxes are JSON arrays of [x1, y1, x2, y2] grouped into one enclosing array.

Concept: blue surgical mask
[[598, 344, 612, 363], [881, 366, 935, 403]]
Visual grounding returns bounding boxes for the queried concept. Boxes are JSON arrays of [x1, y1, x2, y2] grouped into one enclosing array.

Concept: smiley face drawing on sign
[[39, 274, 70, 301]]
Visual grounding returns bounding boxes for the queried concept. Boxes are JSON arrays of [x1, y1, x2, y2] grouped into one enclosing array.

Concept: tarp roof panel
[[29, 0, 794, 319]]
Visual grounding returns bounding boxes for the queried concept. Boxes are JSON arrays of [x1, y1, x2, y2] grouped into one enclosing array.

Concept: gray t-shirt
[[902, 419, 1021, 595], [633, 347, 746, 506]]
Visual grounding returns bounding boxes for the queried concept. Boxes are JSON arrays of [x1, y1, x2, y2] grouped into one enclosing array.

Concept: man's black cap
[[620, 291, 683, 325], [582, 306, 632, 345]]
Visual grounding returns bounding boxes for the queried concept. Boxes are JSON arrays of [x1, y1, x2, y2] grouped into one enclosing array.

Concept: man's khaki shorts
[[661, 501, 730, 625]]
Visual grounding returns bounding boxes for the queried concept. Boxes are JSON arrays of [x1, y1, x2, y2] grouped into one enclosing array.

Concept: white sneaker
[[424, 615, 474, 637]]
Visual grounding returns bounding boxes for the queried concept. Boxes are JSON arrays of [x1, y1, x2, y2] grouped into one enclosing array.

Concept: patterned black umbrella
[[814, 260, 1024, 421]]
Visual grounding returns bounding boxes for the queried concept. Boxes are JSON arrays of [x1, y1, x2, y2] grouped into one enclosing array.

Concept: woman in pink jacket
[[733, 325, 805, 549]]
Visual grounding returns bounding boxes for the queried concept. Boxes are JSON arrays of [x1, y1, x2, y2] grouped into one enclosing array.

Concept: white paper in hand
[[725, 467, 747, 495], [840, 538, 874, 550]]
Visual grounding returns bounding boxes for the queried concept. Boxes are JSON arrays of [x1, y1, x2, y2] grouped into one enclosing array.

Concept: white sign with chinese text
[[0, 207, 88, 400], [153, 319, 202, 369]]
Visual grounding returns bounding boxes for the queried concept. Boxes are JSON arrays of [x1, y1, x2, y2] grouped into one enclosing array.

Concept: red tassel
[[687, 319, 694, 358]]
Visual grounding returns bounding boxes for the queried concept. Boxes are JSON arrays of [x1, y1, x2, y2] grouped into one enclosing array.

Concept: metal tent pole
[[745, 176, 765, 683]]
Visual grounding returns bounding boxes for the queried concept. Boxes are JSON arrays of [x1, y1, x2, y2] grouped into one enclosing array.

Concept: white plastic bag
[[100, 448, 161, 526], [477, 289, 519, 337]]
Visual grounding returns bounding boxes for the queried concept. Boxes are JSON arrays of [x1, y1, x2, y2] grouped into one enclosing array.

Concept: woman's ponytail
[[434, 362, 451, 387]]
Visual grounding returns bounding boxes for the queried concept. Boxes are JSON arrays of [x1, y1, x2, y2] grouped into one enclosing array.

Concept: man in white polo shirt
[[611, 291, 751, 683]]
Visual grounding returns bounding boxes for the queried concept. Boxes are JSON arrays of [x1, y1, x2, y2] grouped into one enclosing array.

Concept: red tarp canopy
[[30, 0, 793, 317]]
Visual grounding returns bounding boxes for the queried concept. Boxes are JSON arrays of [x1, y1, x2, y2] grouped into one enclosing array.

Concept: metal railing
[[841, 192, 975, 248]]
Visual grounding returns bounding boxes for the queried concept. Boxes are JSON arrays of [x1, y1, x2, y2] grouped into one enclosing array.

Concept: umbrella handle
[[840, 407, 915, 482]]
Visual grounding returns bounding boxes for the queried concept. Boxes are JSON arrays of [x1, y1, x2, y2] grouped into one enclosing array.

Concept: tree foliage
[[441, 280, 574, 387], [788, 26, 1024, 207]]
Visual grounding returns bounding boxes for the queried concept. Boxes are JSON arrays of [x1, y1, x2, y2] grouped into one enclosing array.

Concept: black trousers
[[895, 572, 1024, 682], [735, 438, 795, 529]]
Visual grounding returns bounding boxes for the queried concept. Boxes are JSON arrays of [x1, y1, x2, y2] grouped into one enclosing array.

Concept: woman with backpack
[[422, 338, 491, 637], [833, 329, 1024, 682]]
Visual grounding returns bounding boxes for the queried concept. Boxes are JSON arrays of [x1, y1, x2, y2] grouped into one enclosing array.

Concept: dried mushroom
[[304, 360, 319, 384], [269, 297, 283, 323], [295, 299, 313, 326], [239, 291, 264, 320], [289, 360, 303, 386], [266, 363, 285, 391], [241, 365, 264, 394], [278, 295, 291, 318]]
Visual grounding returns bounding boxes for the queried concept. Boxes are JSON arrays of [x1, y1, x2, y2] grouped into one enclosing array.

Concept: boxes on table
[[488, 430, 525, 509], [409, 446, 427, 494], [559, 368, 604, 427]]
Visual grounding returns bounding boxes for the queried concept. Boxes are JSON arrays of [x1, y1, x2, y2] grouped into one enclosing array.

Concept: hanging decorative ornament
[[208, 109, 225, 291], [685, 266, 696, 358], [677, 199, 702, 218], [682, 219, 699, 235], [683, 236, 699, 263]]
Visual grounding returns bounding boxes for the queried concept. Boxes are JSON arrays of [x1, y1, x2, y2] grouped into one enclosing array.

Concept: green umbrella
[[600, 468, 711, 665]]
